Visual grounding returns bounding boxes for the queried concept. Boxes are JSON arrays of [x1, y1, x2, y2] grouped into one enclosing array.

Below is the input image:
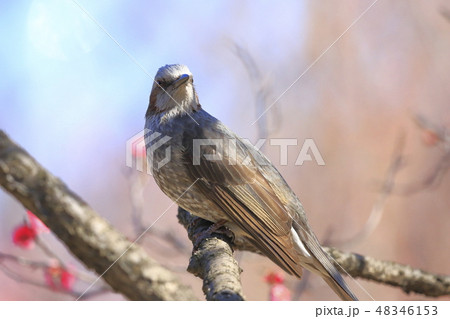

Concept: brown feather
[[182, 128, 305, 277]]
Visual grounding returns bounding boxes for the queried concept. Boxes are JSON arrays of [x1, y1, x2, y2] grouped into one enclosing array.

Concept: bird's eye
[[156, 80, 169, 88]]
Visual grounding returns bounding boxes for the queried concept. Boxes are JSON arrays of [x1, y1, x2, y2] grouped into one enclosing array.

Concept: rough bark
[[0, 130, 196, 301], [325, 247, 450, 297], [1, 129, 449, 300], [178, 210, 450, 298], [178, 208, 244, 301]]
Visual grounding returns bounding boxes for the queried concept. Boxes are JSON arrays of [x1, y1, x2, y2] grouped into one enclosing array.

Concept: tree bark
[[1, 129, 449, 300], [178, 208, 244, 301], [178, 210, 450, 298], [325, 247, 450, 297], [0, 130, 196, 301]]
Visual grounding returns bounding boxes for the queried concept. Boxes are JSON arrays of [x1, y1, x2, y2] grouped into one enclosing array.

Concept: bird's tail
[[294, 225, 358, 301], [307, 243, 358, 301], [322, 270, 358, 301], [308, 249, 358, 301]]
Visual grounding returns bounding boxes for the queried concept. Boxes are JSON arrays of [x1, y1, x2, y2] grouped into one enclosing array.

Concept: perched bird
[[145, 64, 358, 301]]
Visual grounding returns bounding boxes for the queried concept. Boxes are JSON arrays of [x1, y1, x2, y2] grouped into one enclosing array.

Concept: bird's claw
[[192, 219, 233, 250]]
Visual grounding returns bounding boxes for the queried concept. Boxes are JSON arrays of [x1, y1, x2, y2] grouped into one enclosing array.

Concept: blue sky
[[0, 0, 308, 224]]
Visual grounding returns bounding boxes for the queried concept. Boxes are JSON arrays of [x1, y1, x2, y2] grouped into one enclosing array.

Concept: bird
[[144, 64, 358, 301]]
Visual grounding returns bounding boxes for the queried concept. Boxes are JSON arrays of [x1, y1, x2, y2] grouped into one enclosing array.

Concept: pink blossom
[[27, 211, 50, 234], [264, 271, 285, 284], [269, 283, 291, 301], [12, 225, 37, 249], [264, 271, 291, 301], [44, 264, 76, 291]]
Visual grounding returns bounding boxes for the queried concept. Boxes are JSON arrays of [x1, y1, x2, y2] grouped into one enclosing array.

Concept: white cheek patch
[[179, 87, 194, 109], [162, 86, 194, 110], [291, 227, 311, 258]]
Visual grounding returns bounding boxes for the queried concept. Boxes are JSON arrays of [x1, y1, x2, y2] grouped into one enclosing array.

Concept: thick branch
[[0, 130, 196, 301], [177, 208, 244, 301], [178, 209, 450, 298], [325, 248, 450, 297], [2, 129, 448, 299]]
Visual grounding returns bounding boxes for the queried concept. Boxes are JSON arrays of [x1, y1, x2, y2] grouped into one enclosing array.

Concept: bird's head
[[146, 64, 201, 119]]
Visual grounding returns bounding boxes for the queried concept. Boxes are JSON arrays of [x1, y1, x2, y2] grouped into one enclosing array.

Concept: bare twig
[[337, 134, 406, 247], [125, 169, 149, 236], [177, 211, 450, 297], [0, 255, 110, 299], [231, 42, 281, 140], [34, 236, 67, 267], [325, 247, 450, 297], [413, 114, 448, 146], [397, 150, 450, 195], [0, 252, 49, 269], [142, 227, 190, 255], [440, 6, 450, 23], [0, 251, 101, 287], [394, 114, 450, 195], [125, 169, 190, 254]]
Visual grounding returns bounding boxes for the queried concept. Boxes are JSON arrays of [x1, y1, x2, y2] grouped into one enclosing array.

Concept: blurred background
[[0, 0, 449, 300]]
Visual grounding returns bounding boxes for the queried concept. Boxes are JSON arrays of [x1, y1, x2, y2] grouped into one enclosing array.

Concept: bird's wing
[[181, 124, 306, 277]]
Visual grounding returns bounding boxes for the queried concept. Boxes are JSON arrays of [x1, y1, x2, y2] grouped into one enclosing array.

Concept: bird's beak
[[174, 74, 191, 88]]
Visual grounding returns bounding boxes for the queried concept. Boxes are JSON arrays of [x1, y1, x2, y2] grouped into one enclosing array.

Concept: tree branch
[[325, 247, 450, 297], [0, 253, 110, 300], [0, 130, 196, 301], [178, 210, 450, 298], [1, 129, 448, 300], [177, 208, 245, 301]]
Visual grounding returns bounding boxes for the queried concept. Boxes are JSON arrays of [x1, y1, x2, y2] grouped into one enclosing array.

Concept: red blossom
[[27, 211, 50, 234], [264, 271, 285, 284], [264, 271, 291, 301], [12, 225, 37, 249], [60, 268, 76, 291], [11, 211, 50, 249], [44, 264, 76, 291]]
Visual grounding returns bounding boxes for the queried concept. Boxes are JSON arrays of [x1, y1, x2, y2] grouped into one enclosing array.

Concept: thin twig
[[337, 133, 406, 247], [0, 263, 110, 299]]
